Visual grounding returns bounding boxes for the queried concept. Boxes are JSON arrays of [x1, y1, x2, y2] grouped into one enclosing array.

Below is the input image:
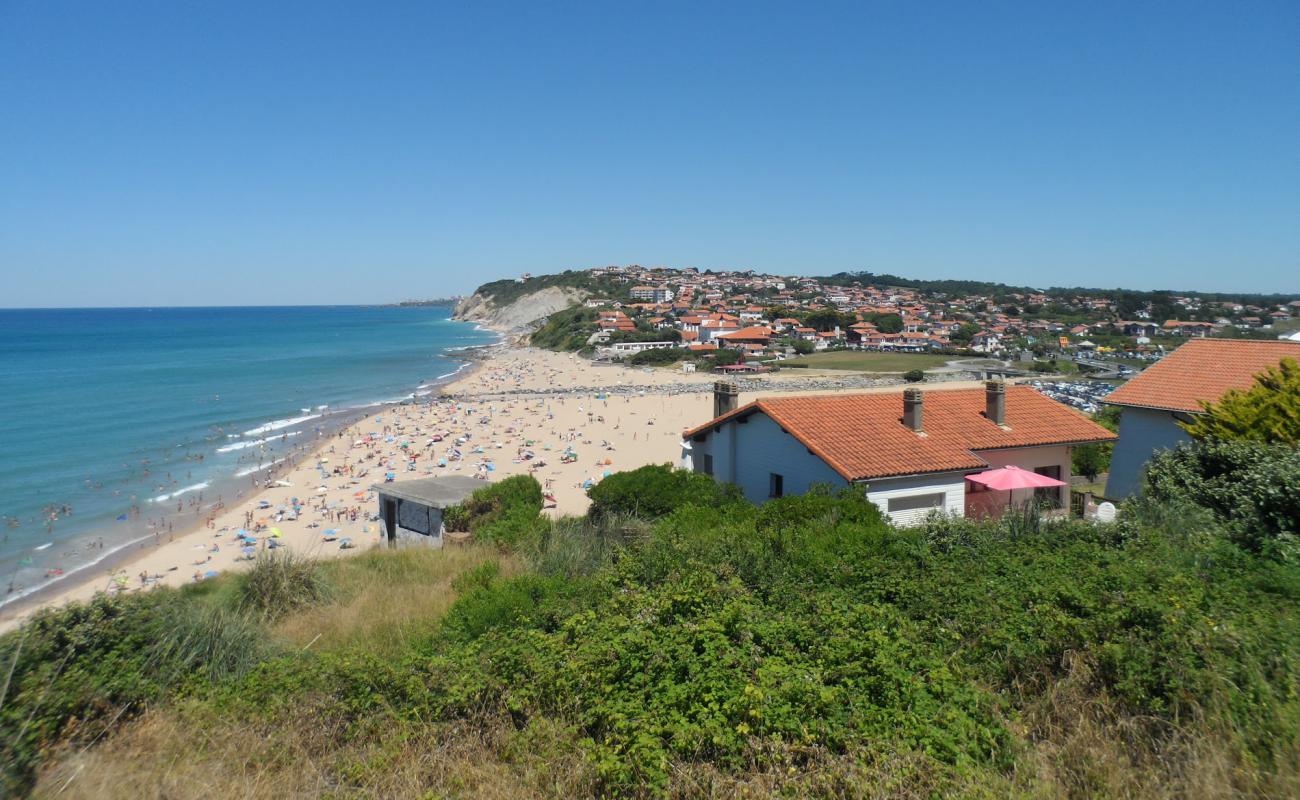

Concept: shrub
[[1181, 357, 1300, 443], [0, 590, 269, 795], [902, 368, 925, 382], [239, 550, 331, 620], [628, 347, 691, 366], [1141, 439, 1300, 556], [453, 475, 545, 546], [586, 463, 743, 521]]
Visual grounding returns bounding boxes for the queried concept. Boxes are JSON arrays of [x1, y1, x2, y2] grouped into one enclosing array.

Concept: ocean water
[[0, 305, 496, 605]]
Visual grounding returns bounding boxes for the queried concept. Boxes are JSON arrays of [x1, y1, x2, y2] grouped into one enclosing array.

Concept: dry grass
[[37, 705, 595, 800], [1007, 653, 1300, 800], [34, 681, 1300, 800], [272, 543, 519, 656]]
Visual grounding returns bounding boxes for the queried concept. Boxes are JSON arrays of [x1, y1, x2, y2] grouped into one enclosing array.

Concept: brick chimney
[[713, 380, 739, 417], [985, 380, 1006, 426], [903, 387, 924, 433]]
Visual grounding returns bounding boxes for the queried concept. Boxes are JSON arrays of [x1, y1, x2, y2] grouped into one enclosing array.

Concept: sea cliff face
[[453, 286, 588, 335]]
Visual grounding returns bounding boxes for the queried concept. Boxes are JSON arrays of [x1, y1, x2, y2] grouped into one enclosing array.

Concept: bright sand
[[0, 346, 999, 634]]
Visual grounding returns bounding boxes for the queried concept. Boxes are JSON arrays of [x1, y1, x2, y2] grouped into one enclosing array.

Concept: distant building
[[631, 285, 675, 303], [1104, 339, 1300, 498]]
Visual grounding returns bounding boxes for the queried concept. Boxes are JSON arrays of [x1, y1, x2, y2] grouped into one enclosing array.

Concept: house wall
[[688, 422, 1079, 526], [1105, 406, 1190, 498], [687, 412, 845, 503], [859, 472, 967, 526], [975, 444, 1074, 509]]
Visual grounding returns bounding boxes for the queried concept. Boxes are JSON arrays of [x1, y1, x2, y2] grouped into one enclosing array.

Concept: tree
[[902, 369, 925, 383], [791, 339, 814, 355], [951, 323, 982, 345], [1072, 443, 1109, 483], [872, 313, 904, 334], [1180, 358, 1300, 444], [804, 309, 849, 332]]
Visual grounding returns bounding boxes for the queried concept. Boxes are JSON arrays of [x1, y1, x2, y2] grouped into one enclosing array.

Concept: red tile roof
[[714, 325, 774, 340], [683, 386, 1116, 481], [1106, 339, 1300, 412]]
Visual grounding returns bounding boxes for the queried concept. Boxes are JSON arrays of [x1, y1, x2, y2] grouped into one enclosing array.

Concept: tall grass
[[272, 545, 515, 655], [239, 550, 331, 620]]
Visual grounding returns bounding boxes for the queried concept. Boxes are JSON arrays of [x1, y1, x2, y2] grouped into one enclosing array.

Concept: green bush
[[529, 306, 599, 351], [453, 474, 545, 546], [628, 346, 691, 366], [0, 590, 268, 795], [586, 463, 742, 521], [239, 550, 330, 620], [1141, 439, 1300, 556], [903, 368, 925, 382]]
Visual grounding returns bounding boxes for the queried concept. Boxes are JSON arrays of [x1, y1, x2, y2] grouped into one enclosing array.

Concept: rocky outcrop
[[453, 286, 588, 335]]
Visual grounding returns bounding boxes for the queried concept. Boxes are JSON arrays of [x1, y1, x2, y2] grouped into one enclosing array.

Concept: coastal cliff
[[453, 285, 589, 335]]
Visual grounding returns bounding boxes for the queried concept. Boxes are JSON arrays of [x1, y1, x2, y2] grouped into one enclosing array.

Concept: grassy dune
[[6, 469, 1299, 799]]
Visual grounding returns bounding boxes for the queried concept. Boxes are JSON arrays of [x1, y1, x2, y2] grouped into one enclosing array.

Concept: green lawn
[[780, 350, 953, 372]]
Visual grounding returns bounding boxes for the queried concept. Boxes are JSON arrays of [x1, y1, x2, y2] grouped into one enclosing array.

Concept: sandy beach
[[0, 346, 1000, 634]]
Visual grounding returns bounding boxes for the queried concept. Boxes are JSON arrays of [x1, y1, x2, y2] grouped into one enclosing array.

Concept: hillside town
[[513, 265, 1300, 366]]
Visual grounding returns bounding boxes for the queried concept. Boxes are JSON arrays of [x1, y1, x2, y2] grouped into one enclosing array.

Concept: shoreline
[[0, 346, 495, 630], [0, 331, 1005, 635]]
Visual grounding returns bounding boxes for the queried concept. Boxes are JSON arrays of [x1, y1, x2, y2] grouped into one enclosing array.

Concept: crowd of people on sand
[[6, 345, 968, 626]]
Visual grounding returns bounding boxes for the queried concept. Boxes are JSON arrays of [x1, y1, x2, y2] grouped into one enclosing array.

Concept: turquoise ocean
[[0, 305, 496, 606]]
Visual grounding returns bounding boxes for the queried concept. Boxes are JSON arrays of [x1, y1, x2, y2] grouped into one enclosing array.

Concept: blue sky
[[2, 1, 1298, 306]]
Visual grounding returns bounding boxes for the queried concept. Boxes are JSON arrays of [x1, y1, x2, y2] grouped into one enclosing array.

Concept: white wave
[[216, 431, 301, 453], [34, 542, 53, 551], [234, 458, 286, 478], [242, 414, 321, 437], [152, 482, 210, 503], [0, 530, 160, 610]]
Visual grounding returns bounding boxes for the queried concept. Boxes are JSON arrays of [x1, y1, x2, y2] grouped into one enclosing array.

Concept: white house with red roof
[[1103, 339, 1300, 498], [681, 383, 1116, 525]]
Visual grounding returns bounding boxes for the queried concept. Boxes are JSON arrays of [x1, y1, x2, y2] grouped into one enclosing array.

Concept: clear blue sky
[[2, 1, 1298, 306]]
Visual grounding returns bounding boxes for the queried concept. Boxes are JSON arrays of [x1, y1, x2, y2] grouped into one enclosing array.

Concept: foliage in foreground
[[1142, 439, 1300, 556], [6, 466, 1300, 797]]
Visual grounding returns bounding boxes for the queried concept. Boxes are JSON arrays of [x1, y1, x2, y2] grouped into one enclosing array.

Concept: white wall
[[1105, 407, 1190, 498], [861, 472, 966, 526]]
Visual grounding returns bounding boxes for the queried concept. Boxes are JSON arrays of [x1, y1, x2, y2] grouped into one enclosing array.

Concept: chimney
[[902, 387, 924, 433], [713, 380, 739, 417], [985, 380, 1006, 425]]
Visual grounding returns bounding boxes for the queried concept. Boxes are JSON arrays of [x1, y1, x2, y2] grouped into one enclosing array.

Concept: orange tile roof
[[715, 325, 774, 340], [1106, 339, 1300, 412], [683, 386, 1116, 481]]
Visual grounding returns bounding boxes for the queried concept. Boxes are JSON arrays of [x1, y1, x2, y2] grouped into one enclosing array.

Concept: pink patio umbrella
[[966, 465, 1067, 491], [965, 465, 1068, 519]]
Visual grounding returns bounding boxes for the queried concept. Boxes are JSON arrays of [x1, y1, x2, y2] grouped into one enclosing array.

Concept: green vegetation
[[1071, 405, 1121, 484], [472, 271, 630, 308], [782, 350, 951, 372], [1142, 440, 1300, 556], [1180, 357, 1300, 443], [627, 346, 690, 366], [529, 305, 599, 351], [587, 463, 742, 520], [902, 368, 925, 382], [5, 461, 1300, 798], [444, 474, 546, 546]]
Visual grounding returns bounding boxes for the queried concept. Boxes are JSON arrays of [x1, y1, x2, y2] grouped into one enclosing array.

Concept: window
[[769, 473, 784, 498], [1034, 466, 1063, 508], [702, 454, 714, 476], [887, 492, 946, 513]]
